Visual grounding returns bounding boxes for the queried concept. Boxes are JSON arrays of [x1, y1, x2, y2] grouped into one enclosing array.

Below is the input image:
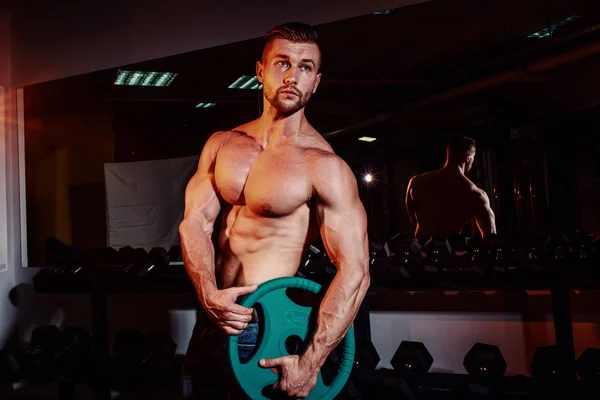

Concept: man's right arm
[[179, 132, 224, 307], [179, 131, 255, 335], [405, 176, 417, 226], [473, 189, 497, 238]]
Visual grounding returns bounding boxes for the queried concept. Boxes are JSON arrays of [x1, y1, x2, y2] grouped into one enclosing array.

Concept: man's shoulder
[[304, 146, 344, 169], [472, 186, 490, 200], [205, 130, 235, 146], [203, 125, 254, 152], [304, 148, 355, 189], [207, 119, 260, 143], [409, 170, 437, 185]]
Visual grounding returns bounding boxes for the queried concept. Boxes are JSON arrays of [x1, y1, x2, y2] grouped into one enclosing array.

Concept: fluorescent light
[[528, 15, 581, 38], [114, 70, 177, 87], [196, 103, 216, 109], [358, 136, 377, 142], [228, 75, 263, 90]]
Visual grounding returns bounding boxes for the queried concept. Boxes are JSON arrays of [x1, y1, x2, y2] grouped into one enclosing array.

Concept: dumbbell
[[119, 246, 147, 273], [60, 327, 93, 379], [531, 345, 562, 397], [526, 239, 549, 275], [363, 341, 433, 400], [113, 329, 177, 384], [169, 245, 183, 263], [461, 343, 507, 397], [0, 341, 32, 383], [298, 243, 336, 285], [447, 234, 470, 271], [386, 235, 424, 281], [466, 236, 493, 278], [576, 347, 600, 384], [143, 330, 177, 373], [369, 240, 393, 279], [82, 246, 121, 267], [421, 237, 452, 282], [29, 325, 94, 380], [563, 230, 595, 273], [120, 246, 170, 277], [299, 244, 329, 276], [138, 247, 171, 277], [546, 233, 567, 266], [29, 325, 66, 381]]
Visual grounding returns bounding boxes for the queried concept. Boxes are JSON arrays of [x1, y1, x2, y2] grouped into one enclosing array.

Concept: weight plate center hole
[[285, 335, 304, 356]]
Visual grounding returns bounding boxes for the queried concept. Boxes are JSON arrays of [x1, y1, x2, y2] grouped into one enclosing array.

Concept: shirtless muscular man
[[405, 136, 497, 242], [179, 22, 370, 399]]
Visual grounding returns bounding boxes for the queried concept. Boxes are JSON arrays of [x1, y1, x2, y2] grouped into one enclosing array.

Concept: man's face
[[465, 149, 476, 173], [256, 38, 322, 115]]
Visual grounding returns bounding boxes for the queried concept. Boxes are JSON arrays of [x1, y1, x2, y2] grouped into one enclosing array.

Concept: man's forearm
[[301, 268, 370, 370], [476, 208, 497, 238], [179, 220, 218, 307]]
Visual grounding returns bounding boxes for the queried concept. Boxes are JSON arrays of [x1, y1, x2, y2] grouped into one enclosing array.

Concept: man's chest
[[213, 139, 313, 217]]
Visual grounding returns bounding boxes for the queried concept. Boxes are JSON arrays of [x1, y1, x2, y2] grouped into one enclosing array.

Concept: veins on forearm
[[304, 271, 367, 368]]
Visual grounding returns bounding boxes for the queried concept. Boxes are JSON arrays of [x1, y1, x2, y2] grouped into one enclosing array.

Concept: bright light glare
[[364, 174, 373, 183]]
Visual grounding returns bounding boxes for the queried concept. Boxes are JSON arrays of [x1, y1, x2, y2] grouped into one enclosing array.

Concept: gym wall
[[9, 0, 430, 88], [0, 9, 16, 349]]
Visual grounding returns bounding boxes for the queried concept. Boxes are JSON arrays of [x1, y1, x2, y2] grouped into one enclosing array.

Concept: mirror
[[21, 0, 600, 267]]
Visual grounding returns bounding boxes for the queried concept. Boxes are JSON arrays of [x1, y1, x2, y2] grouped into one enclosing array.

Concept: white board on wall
[[104, 155, 198, 251]]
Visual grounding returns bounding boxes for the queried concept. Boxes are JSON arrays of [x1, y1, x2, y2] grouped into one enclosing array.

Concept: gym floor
[[1, 383, 181, 400]]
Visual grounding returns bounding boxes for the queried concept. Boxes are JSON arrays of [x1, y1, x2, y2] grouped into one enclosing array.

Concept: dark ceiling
[[23, 0, 600, 158]]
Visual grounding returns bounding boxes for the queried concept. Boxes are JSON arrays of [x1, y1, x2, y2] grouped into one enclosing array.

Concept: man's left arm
[[302, 154, 370, 370], [260, 153, 370, 398]]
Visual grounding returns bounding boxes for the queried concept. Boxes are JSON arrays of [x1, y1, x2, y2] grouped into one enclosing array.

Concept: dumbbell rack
[[367, 265, 599, 398], [33, 264, 194, 399], [33, 263, 592, 399]]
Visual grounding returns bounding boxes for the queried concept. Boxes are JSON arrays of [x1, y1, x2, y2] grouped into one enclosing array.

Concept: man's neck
[[442, 162, 466, 175], [255, 103, 307, 148]]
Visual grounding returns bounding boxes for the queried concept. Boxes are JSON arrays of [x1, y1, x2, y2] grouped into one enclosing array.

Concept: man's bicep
[[181, 132, 227, 232], [183, 172, 220, 227], [315, 158, 369, 268]]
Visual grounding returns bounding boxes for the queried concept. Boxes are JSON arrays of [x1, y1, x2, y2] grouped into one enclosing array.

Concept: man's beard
[[265, 85, 311, 115]]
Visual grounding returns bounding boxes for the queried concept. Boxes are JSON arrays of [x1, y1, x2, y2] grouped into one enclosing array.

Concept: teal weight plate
[[226, 277, 355, 400]]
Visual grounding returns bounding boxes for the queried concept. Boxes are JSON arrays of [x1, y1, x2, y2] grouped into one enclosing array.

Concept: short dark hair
[[263, 22, 322, 67], [447, 136, 476, 162]]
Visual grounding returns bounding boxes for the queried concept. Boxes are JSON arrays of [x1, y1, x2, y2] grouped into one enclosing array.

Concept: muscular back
[[200, 120, 333, 288], [406, 169, 494, 241]]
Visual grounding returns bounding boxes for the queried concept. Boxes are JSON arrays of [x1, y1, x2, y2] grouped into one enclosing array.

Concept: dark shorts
[[181, 312, 259, 400]]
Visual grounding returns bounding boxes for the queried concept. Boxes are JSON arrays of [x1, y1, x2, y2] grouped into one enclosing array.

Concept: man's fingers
[[222, 310, 253, 322], [227, 302, 254, 316], [222, 326, 243, 335], [259, 357, 285, 369], [224, 320, 248, 330], [231, 284, 258, 298]]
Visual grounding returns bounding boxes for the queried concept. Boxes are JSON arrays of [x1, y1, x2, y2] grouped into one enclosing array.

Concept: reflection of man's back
[[410, 168, 479, 241]]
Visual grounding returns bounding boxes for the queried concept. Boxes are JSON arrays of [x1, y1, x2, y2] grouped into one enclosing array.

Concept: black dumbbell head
[[354, 341, 381, 370], [391, 341, 433, 378], [144, 331, 177, 371], [62, 326, 93, 353], [576, 347, 600, 382], [31, 325, 62, 352], [463, 343, 507, 380], [531, 345, 560, 379], [114, 329, 145, 361]]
